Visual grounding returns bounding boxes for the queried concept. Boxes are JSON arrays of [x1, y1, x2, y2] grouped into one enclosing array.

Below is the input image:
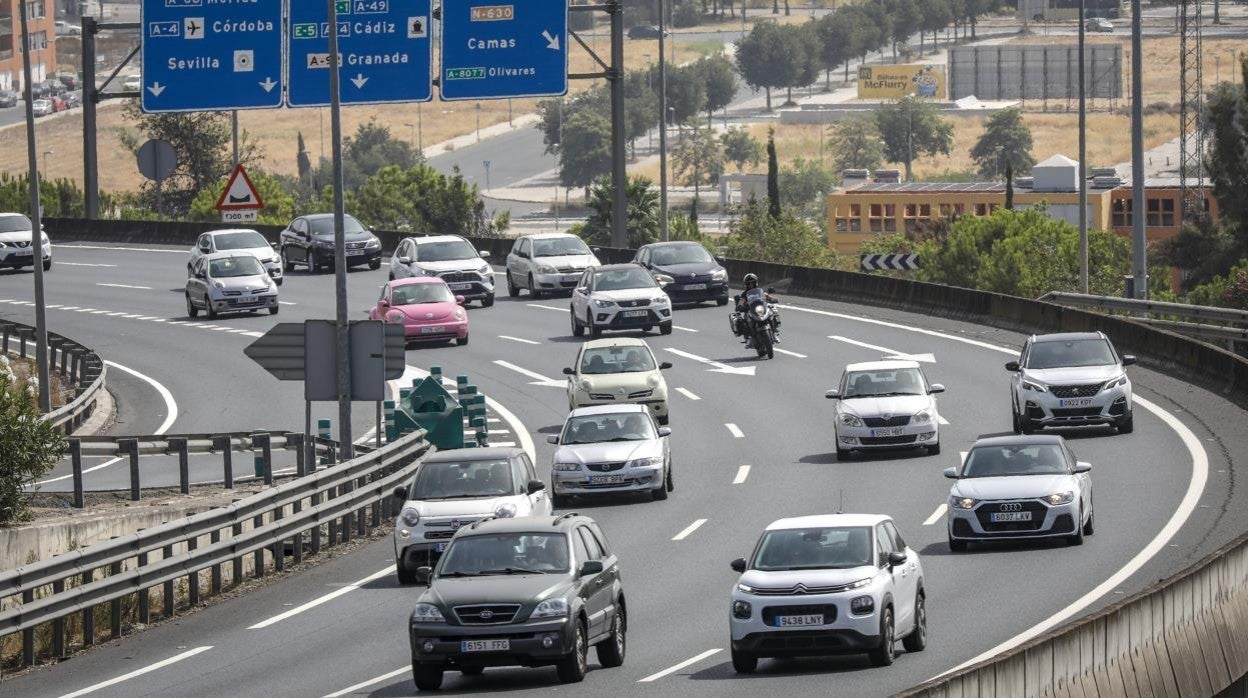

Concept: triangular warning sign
[[215, 164, 265, 211]]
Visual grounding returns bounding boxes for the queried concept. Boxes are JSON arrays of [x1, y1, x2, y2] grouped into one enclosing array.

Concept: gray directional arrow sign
[[244, 321, 407, 400], [244, 322, 307, 381]]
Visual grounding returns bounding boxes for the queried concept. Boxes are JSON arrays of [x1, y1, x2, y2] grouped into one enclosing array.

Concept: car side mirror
[[478, 250, 490, 259], [1074, 462, 1092, 473], [562, 367, 575, 375], [825, 389, 840, 399], [730, 557, 747, 573], [579, 560, 604, 576], [1122, 355, 1137, 366], [657, 426, 672, 437], [1004, 361, 1020, 372], [397, 256, 411, 265], [415, 566, 432, 585], [378, 299, 390, 308], [943, 467, 958, 479], [526, 480, 546, 494], [887, 551, 907, 567], [300, 231, 310, 240], [929, 383, 945, 394], [547, 434, 559, 445], [198, 243, 210, 252], [455, 295, 466, 304], [195, 271, 206, 280], [270, 241, 278, 249], [658, 361, 672, 370], [393, 486, 408, 501]]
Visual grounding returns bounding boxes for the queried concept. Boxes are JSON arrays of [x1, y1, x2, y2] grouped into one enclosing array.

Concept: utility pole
[[608, 0, 627, 248], [1077, 0, 1089, 293], [232, 111, 240, 166], [658, 0, 670, 241], [19, 0, 50, 412], [1130, 0, 1147, 299], [327, 0, 353, 457]]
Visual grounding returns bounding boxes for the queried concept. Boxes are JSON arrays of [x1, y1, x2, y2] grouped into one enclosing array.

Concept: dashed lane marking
[[675, 387, 700, 401], [773, 347, 807, 358], [322, 667, 410, 698], [0, 299, 265, 339], [725, 423, 743, 438], [96, 282, 152, 290], [499, 335, 540, 345], [58, 262, 116, 267], [923, 504, 948, 526], [56, 646, 213, 698], [673, 325, 698, 332], [638, 649, 722, 682], [671, 518, 707, 541], [733, 465, 751, 484], [248, 566, 391, 629], [527, 303, 568, 312], [56, 244, 188, 254]]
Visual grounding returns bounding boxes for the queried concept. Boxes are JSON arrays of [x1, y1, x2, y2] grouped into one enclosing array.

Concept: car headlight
[[736, 582, 755, 594], [553, 462, 581, 471], [626, 456, 663, 469], [410, 265, 433, 276], [314, 239, 334, 248], [400, 508, 420, 526], [412, 603, 446, 623], [593, 299, 615, 308], [366, 236, 381, 248], [912, 410, 932, 424], [536, 264, 557, 274], [454, 307, 464, 320], [654, 273, 674, 285], [386, 312, 405, 323], [579, 380, 592, 392], [653, 295, 669, 305], [1102, 375, 1127, 391], [711, 269, 727, 281], [213, 281, 225, 289], [844, 577, 874, 590], [839, 414, 863, 428], [950, 496, 978, 509], [1022, 380, 1047, 392], [1045, 491, 1075, 506], [494, 503, 517, 518], [531, 598, 569, 619], [647, 374, 660, 387]]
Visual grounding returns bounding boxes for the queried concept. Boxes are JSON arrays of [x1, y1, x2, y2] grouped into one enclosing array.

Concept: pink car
[[370, 277, 469, 345]]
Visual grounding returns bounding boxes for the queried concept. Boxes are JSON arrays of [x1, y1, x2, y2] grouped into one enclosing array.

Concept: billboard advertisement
[[857, 64, 946, 99]]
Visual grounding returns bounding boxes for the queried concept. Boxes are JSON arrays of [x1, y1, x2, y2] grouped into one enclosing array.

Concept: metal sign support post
[[19, 0, 50, 411], [1129, 0, 1147, 299], [658, 0, 669, 242], [1078, 0, 1089, 294], [81, 17, 140, 219], [608, 0, 627, 249], [327, 0, 353, 458]]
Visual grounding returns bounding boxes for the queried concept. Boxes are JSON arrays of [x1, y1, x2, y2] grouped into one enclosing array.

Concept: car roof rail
[[469, 516, 498, 530], [552, 512, 579, 526]]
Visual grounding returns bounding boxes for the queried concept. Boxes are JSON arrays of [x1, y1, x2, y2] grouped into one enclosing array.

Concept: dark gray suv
[[408, 514, 626, 690]]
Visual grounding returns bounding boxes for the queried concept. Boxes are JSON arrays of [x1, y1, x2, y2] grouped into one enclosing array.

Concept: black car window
[[874, 524, 892, 565], [510, 459, 527, 495], [571, 530, 590, 566], [883, 521, 907, 551], [308, 215, 366, 236], [1025, 338, 1117, 369], [651, 244, 713, 266], [841, 367, 926, 398], [587, 524, 612, 557], [416, 240, 477, 262], [533, 237, 589, 257], [962, 444, 1070, 478], [752, 526, 874, 571], [209, 257, 265, 278], [520, 454, 538, 483], [439, 533, 569, 576], [410, 459, 513, 499], [577, 528, 603, 560], [515, 238, 528, 257], [0, 216, 31, 233], [391, 283, 453, 305], [593, 267, 656, 291], [213, 231, 268, 250], [291, 219, 306, 235]]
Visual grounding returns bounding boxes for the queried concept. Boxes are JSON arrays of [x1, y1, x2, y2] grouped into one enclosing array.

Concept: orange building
[[1108, 179, 1221, 242], [0, 0, 57, 93]]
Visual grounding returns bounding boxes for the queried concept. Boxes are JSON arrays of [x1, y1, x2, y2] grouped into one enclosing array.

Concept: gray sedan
[[547, 404, 672, 506], [186, 252, 279, 319]]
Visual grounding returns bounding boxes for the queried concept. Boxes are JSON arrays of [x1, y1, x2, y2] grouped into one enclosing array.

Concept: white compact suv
[[390, 235, 495, 307], [505, 232, 600, 298], [564, 337, 671, 424], [570, 263, 673, 337], [0, 213, 52, 272], [729, 514, 926, 672], [1006, 332, 1135, 434], [826, 360, 944, 459], [391, 447, 551, 584]]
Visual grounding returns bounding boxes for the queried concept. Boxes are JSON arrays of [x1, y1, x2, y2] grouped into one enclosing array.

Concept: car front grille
[[424, 517, 481, 529], [757, 631, 856, 652], [580, 478, 642, 489], [862, 416, 911, 428], [1050, 383, 1102, 398], [454, 604, 521, 625], [616, 299, 651, 308], [607, 311, 659, 326], [439, 270, 483, 283], [556, 266, 584, 274], [346, 241, 367, 250], [585, 462, 626, 473], [975, 500, 1048, 532], [761, 604, 838, 626], [628, 389, 654, 399], [423, 530, 455, 540], [749, 582, 861, 596], [1051, 407, 1104, 418], [859, 435, 918, 445], [588, 393, 617, 401]]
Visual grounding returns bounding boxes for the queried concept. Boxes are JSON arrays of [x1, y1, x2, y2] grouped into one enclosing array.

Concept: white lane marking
[[0, 299, 267, 341], [91, 310, 109, 315], [60, 306, 78, 310], [773, 347, 807, 358], [733, 465, 751, 484], [675, 387, 700, 401], [59, 262, 117, 267], [527, 303, 568, 312], [463, 430, 510, 436], [938, 415, 950, 425], [664, 347, 755, 376], [322, 666, 410, 698], [248, 566, 391, 629], [673, 325, 698, 332], [499, 335, 540, 345], [45, 304, 62, 309], [923, 504, 948, 526], [783, 304, 1013, 354], [279, 301, 297, 306], [56, 244, 187, 254], [96, 282, 152, 290], [56, 646, 214, 698], [638, 648, 722, 682], [489, 441, 518, 447], [725, 423, 743, 438], [493, 359, 564, 388], [828, 335, 935, 363], [36, 361, 178, 486], [671, 518, 707, 541]]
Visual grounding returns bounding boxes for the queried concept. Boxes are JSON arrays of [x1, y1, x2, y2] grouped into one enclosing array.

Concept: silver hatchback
[[186, 252, 279, 319]]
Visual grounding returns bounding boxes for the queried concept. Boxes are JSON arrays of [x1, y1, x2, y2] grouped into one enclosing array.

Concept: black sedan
[[633, 241, 729, 306], [278, 213, 382, 273]]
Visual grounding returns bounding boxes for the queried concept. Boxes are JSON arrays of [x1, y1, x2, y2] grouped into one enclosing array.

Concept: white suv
[[391, 448, 551, 584], [728, 514, 926, 672], [1006, 332, 1136, 434], [570, 264, 673, 337], [505, 232, 600, 298], [390, 235, 495, 307]]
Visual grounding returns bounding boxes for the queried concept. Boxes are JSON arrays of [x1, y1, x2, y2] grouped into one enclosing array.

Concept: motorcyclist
[[731, 273, 780, 344]]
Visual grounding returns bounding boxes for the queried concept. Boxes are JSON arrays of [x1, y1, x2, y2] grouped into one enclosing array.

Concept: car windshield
[[650, 244, 713, 266], [213, 231, 268, 250], [594, 267, 655, 291], [752, 526, 874, 571], [533, 237, 589, 257], [308, 215, 366, 236], [1025, 339, 1117, 369], [417, 240, 478, 262], [562, 412, 655, 444], [961, 445, 1069, 478], [842, 368, 926, 398], [580, 345, 655, 374], [439, 533, 569, 576], [0, 216, 31, 233], [391, 283, 453, 305], [208, 257, 266, 278], [410, 459, 514, 500]]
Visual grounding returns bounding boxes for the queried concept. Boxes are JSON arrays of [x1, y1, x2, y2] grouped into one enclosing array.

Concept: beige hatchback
[[563, 337, 671, 425]]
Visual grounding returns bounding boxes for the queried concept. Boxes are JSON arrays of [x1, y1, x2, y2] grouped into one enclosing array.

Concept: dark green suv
[[408, 513, 626, 691]]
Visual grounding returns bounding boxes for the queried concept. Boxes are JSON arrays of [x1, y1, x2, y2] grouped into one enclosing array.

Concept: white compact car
[[0, 213, 51, 272], [570, 263, 673, 337], [505, 232, 600, 298], [564, 337, 671, 424], [390, 235, 495, 307], [547, 404, 673, 507], [729, 514, 926, 672], [826, 360, 944, 459], [1006, 332, 1135, 434], [391, 447, 551, 584], [190, 229, 282, 285], [945, 435, 1094, 551]]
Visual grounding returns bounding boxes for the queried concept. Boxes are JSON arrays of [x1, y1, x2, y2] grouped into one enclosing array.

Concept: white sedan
[[564, 337, 671, 424], [189, 229, 282, 285], [826, 360, 944, 459]]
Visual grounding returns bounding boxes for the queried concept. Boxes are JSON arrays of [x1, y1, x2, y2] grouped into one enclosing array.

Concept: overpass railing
[[0, 319, 106, 433], [1040, 291, 1248, 347]]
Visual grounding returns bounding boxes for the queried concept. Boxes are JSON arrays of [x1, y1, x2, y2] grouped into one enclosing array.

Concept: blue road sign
[[287, 0, 433, 108], [140, 0, 284, 113], [440, 0, 568, 101]]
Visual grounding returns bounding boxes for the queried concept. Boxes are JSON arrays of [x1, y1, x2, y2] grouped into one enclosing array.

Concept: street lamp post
[[1077, 0, 1089, 293], [658, 2, 670, 242], [19, 0, 50, 412], [404, 121, 415, 147]]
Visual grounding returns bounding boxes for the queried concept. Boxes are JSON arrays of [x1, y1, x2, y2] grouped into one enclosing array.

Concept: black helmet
[[743, 273, 758, 287]]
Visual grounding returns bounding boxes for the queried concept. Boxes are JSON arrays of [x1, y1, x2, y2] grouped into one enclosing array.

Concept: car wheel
[[459, 666, 484, 676], [456, 334, 469, 346], [717, 297, 728, 306], [868, 607, 895, 667], [657, 413, 669, 426], [369, 259, 381, 270], [528, 274, 542, 299], [652, 469, 669, 501], [1117, 410, 1134, 434], [948, 536, 967, 553], [731, 647, 758, 674], [1067, 507, 1086, 546], [396, 559, 417, 585], [43, 259, 51, 272], [481, 294, 495, 308], [595, 606, 626, 668], [836, 445, 850, 461], [552, 493, 572, 508], [660, 322, 673, 336], [274, 277, 283, 287], [589, 313, 603, 338], [412, 664, 444, 691], [185, 293, 198, 318], [928, 440, 941, 456], [571, 308, 584, 337], [281, 248, 294, 272], [310, 254, 320, 273], [555, 618, 588, 684], [205, 301, 218, 319], [901, 592, 927, 653], [666, 461, 674, 491], [389, 271, 395, 281], [1011, 408, 1023, 435], [507, 270, 519, 297], [1083, 501, 1095, 536], [268, 305, 279, 315]]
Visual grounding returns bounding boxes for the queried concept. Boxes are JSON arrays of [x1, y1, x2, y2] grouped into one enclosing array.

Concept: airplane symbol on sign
[[184, 17, 203, 39]]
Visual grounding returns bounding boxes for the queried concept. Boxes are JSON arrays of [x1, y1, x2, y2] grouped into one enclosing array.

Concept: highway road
[[2, 242, 1247, 697]]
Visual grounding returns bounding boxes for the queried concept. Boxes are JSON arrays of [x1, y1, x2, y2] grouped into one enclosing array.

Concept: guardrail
[[0, 319, 106, 433], [1, 427, 431, 668], [1040, 291, 1248, 347]]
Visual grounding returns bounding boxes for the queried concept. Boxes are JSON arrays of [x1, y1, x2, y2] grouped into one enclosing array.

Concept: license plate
[[419, 326, 446, 334], [434, 543, 446, 553], [13, 249, 31, 256], [449, 282, 472, 291], [347, 249, 365, 256], [990, 512, 1033, 522], [623, 310, 647, 318], [589, 475, 626, 485], [683, 283, 707, 290], [462, 639, 509, 652], [1059, 398, 1094, 407], [871, 427, 906, 437], [776, 614, 823, 627]]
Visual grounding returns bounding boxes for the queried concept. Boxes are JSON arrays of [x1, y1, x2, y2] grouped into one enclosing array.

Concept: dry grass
[[2, 354, 71, 409]]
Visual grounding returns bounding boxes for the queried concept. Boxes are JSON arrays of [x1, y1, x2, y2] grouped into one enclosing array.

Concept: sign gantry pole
[[326, 0, 352, 459]]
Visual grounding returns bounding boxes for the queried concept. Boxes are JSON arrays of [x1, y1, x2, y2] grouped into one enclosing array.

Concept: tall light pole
[[1077, 0, 1089, 293], [327, 0, 352, 457], [658, 0, 670, 242], [404, 121, 416, 148], [1130, 0, 1147, 299], [20, 0, 50, 412]]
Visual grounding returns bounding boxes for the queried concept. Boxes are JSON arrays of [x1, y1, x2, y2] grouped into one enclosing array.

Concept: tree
[[814, 14, 852, 89], [296, 132, 313, 186], [580, 175, 661, 248], [660, 63, 708, 126], [970, 108, 1035, 179], [721, 127, 763, 172], [697, 55, 737, 125], [736, 22, 814, 111], [342, 164, 501, 236], [918, 0, 953, 51], [312, 119, 421, 194], [779, 158, 837, 215], [672, 122, 726, 205], [189, 168, 297, 226], [828, 116, 886, 172], [722, 201, 840, 268], [1204, 61, 1248, 248], [779, 25, 821, 105], [766, 128, 781, 219], [624, 72, 659, 156], [887, 0, 922, 61], [875, 96, 955, 180], [0, 362, 67, 524], [558, 111, 613, 190]]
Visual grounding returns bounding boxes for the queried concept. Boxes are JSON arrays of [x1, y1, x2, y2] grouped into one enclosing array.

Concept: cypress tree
[[767, 127, 781, 219]]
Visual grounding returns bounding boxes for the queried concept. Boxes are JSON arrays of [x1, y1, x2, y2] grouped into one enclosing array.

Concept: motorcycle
[[730, 287, 778, 359]]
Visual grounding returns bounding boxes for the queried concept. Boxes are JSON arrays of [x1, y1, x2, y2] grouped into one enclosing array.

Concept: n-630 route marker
[[440, 0, 569, 100]]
